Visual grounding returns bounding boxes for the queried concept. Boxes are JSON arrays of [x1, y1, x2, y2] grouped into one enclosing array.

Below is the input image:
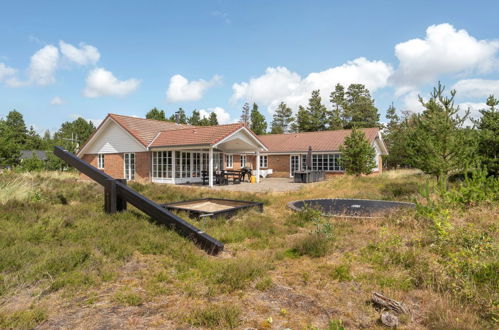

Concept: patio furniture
[[293, 170, 325, 183], [259, 168, 273, 178]]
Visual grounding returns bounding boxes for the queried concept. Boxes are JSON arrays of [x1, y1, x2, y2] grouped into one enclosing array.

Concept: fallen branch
[[372, 292, 408, 315]]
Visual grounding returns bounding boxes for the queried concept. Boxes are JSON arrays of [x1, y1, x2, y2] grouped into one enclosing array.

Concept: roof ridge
[[261, 127, 379, 137], [108, 113, 190, 126], [156, 122, 243, 134]]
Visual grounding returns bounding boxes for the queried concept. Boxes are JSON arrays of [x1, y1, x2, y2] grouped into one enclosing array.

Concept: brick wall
[[79, 152, 151, 182]]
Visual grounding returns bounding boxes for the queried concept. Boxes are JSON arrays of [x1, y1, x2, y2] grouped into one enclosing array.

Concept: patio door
[[290, 155, 300, 177], [124, 153, 135, 180]]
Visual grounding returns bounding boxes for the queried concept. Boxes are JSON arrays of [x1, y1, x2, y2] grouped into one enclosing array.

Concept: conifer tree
[[250, 103, 267, 134], [240, 102, 251, 126], [339, 127, 377, 176], [209, 112, 218, 125], [189, 110, 201, 126], [292, 106, 312, 132], [343, 84, 380, 128], [146, 107, 167, 121], [475, 95, 499, 176], [169, 108, 187, 124], [406, 82, 475, 182], [306, 90, 328, 131], [270, 102, 294, 134], [329, 83, 346, 129]]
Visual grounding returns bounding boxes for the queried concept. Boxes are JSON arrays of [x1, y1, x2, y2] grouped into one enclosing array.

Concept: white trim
[[213, 126, 268, 151], [123, 152, 135, 180], [147, 132, 162, 148], [77, 116, 147, 157]]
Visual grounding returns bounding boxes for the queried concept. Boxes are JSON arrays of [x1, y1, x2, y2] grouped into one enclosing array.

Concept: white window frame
[[124, 153, 135, 180], [97, 154, 104, 169], [225, 154, 233, 168], [240, 155, 247, 168], [259, 155, 268, 168]]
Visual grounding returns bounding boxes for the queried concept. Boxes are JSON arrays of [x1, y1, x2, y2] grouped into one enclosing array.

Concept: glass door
[[124, 153, 135, 180], [290, 155, 300, 177]]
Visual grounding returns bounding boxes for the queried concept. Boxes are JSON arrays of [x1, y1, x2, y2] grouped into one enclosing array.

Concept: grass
[[0, 169, 497, 328], [186, 304, 241, 328]]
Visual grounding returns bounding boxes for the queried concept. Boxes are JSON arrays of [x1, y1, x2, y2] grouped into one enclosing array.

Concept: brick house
[[77, 113, 387, 186]]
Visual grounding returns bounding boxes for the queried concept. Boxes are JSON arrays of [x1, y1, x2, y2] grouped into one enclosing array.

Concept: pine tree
[[0, 110, 27, 165], [339, 127, 377, 176], [329, 83, 346, 129], [292, 106, 312, 132], [306, 90, 328, 131], [406, 82, 475, 182], [189, 110, 201, 126], [240, 102, 251, 126], [25, 125, 43, 149], [250, 103, 267, 134], [475, 95, 499, 176], [270, 102, 294, 134], [209, 112, 219, 125], [343, 84, 380, 128], [146, 107, 167, 121]]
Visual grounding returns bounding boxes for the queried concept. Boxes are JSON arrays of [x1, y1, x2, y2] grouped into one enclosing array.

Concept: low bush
[[186, 304, 240, 328]]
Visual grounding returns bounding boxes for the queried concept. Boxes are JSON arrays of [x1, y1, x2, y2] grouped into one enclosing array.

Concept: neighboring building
[[20, 150, 48, 161], [77, 113, 387, 186]]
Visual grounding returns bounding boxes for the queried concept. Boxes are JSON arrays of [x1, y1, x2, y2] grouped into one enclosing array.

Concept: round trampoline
[[288, 198, 415, 218]]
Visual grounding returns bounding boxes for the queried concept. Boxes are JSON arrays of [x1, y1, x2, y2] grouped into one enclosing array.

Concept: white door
[[124, 153, 135, 180], [290, 155, 300, 177]]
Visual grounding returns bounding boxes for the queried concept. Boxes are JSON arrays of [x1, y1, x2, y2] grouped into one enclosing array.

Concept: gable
[[82, 119, 146, 154]]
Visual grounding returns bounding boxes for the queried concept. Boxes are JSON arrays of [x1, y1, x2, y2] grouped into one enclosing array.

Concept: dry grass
[[0, 170, 496, 329]]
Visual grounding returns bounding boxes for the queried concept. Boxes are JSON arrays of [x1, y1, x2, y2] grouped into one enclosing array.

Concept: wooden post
[[115, 179, 127, 212], [104, 179, 117, 213]]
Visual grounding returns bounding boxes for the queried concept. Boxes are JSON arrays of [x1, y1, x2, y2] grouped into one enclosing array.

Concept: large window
[[311, 154, 343, 171], [152, 151, 172, 179], [240, 155, 247, 168], [192, 152, 201, 177], [225, 154, 233, 168], [97, 154, 104, 169], [259, 155, 268, 168]]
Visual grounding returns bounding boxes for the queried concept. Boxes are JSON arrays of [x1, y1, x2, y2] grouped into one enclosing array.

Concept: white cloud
[[198, 107, 232, 124], [231, 57, 393, 113], [452, 79, 499, 99], [0, 63, 16, 82], [27, 45, 60, 86], [50, 96, 64, 105], [391, 23, 499, 94], [458, 102, 488, 124], [83, 68, 140, 98], [166, 74, 221, 102], [401, 90, 426, 113], [59, 41, 100, 66]]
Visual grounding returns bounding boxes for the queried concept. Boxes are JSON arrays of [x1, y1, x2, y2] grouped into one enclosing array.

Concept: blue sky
[[1, 0, 498, 132]]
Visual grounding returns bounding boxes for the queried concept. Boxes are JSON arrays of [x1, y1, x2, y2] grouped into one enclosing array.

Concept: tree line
[[0, 110, 96, 169]]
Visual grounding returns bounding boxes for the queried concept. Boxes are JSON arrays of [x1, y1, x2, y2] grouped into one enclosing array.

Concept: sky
[[1, 0, 499, 133]]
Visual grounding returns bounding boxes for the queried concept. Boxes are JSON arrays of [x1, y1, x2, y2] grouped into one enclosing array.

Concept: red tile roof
[[109, 113, 189, 146], [149, 123, 250, 147], [258, 128, 380, 153]]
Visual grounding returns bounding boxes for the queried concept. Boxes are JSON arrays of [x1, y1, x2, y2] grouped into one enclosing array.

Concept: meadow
[[0, 170, 497, 329]]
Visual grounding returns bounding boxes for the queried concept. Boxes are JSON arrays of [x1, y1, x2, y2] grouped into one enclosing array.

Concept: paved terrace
[[183, 178, 306, 193]]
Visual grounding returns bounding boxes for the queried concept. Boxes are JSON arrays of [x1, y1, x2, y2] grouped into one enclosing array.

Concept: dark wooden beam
[[53, 146, 224, 255]]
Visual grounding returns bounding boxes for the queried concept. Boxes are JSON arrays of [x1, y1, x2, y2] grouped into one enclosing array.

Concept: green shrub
[[213, 257, 269, 291], [0, 307, 47, 329], [292, 233, 331, 258], [113, 291, 144, 306], [330, 264, 352, 282], [186, 304, 240, 328]]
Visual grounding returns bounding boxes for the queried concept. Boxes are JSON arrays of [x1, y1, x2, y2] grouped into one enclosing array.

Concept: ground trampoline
[[288, 198, 415, 218]]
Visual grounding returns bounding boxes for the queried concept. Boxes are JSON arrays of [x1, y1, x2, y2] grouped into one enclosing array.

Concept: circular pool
[[288, 198, 415, 218]]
